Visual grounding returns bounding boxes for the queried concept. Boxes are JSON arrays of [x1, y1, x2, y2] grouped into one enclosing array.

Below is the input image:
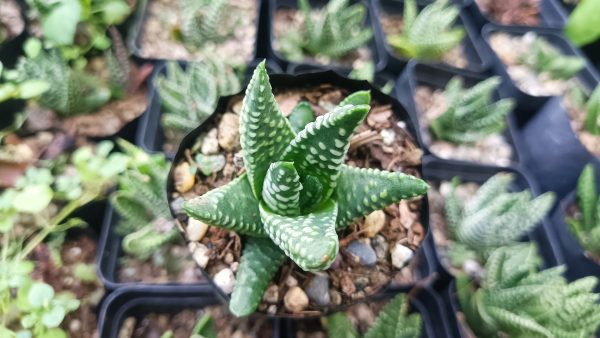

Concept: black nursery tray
[[370, 0, 490, 75], [396, 61, 520, 167], [464, 0, 567, 30]]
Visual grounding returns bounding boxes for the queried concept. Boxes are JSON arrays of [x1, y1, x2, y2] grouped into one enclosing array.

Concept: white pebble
[[214, 268, 235, 294], [391, 243, 414, 269]]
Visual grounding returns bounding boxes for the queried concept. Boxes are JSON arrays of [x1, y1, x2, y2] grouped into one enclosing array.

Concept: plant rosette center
[[169, 62, 428, 317]]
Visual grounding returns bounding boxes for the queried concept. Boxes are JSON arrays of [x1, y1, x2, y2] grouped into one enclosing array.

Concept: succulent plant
[[520, 36, 586, 80], [326, 293, 421, 338], [111, 140, 179, 260], [429, 76, 515, 144], [445, 174, 555, 264], [386, 0, 464, 60], [179, 0, 238, 49], [278, 0, 373, 61], [585, 85, 600, 135], [457, 243, 600, 338], [183, 60, 429, 316], [156, 59, 241, 134], [567, 164, 600, 257]]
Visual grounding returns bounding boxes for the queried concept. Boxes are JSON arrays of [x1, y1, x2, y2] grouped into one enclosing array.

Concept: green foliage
[[429, 76, 515, 144], [0, 60, 49, 103], [386, 0, 464, 60], [325, 293, 421, 338], [445, 174, 555, 263], [585, 85, 600, 135], [567, 164, 600, 257], [565, 0, 600, 47], [179, 0, 238, 49], [184, 61, 428, 316], [288, 101, 315, 133], [457, 243, 600, 338], [156, 59, 241, 134], [112, 140, 179, 260], [520, 36, 586, 80], [190, 312, 217, 338], [279, 0, 373, 61]]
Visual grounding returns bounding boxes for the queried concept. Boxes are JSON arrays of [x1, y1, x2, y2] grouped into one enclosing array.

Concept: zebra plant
[[179, 0, 238, 49], [386, 0, 464, 60], [444, 174, 554, 265], [585, 85, 600, 135], [183, 60, 429, 316], [457, 243, 600, 338], [567, 164, 600, 258], [521, 36, 585, 80], [429, 76, 515, 144], [156, 59, 241, 134], [278, 0, 373, 61], [112, 140, 179, 260]]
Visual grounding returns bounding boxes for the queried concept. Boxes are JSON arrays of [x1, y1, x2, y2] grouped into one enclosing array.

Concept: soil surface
[[379, 14, 467, 69], [170, 84, 426, 316], [476, 0, 540, 26], [0, 0, 24, 41], [31, 235, 104, 338], [562, 89, 600, 157], [120, 306, 273, 338], [139, 0, 256, 64], [273, 8, 372, 68], [414, 85, 514, 166]]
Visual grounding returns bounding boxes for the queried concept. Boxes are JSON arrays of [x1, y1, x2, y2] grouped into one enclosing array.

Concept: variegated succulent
[[567, 164, 600, 257], [183, 60, 429, 316], [585, 85, 600, 135]]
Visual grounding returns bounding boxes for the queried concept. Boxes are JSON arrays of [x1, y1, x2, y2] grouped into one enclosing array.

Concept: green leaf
[[191, 313, 217, 338], [72, 263, 97, 282], [565, 0, 600, 46], [261, 162, 302, 216], [41, 306, 66, 328], [28, 282, 54, 308], [577, 164, 597, 231], [184, 174, 266, 237], [335, 165, 429, 230], [12, 185, 53, 213], [240, 60, 295, 198], [338, 90, 371, 106], [288, 101, 315, 133], [23, 38, 42, 59], [229, 237, 286, 316], [259, 200, 339, 271], [18, 80, 50, 99], [282, 104, 370, 208], [41, 0, 82, 46], [0, 326, 15, 338], [364, 293, 422, 338], [38, 328, 67, 338], [585, 85, 600, 135], [100, 0, 131, 25], [325, 313, 359, 338], [194, 153, 226, 176]]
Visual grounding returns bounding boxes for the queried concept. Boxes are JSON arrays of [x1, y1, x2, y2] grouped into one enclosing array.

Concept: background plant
[[584, 85, 600, 135], [178, 0, 238, 50], [278, 0, 373, 62], [0, 60, 49, 104], [567, 164, 600, 257], [565, 0, 600, 47], [520, 36, 586, 80], [457, 243, 600, 338], [429, 76, 515, 144], [183, 61, 428, 316], [386, 0, 464, 60]]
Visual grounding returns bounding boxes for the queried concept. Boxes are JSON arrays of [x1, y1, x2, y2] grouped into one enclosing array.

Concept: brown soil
[[121, 306, 273, 338], [565, 203, 600, 264], [170, 84, 426, 316], [0, 0, 24, 41], [118, 242, 206, 284], [414, 85, 514, 166], [273, 8, 372, 68], [562, 89, 600, 157], [139, 0, 257, 65], [30, 235, 103, 338], [379, 14, 467, 69], [475, 0, 540, 26]]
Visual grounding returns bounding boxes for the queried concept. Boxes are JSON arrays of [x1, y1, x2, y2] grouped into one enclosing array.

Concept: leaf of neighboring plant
[[42, 306, 67, 328], [565, 0, 600, 46], [72, 263, 97, 282], [12, 185, 53, 213], [240, 61, 295, 198], [18, 80, 50, 99], [184, 174, 266, 237], [325, 313, 359, 338], [100, 0, 131, 25], [288, 101, 315, 133], [364, 293, 421, 338], [41, 0, 82, 46], [585, 85, 600, 135], [259, 200, 339, 271], [38, 328, 68, 338], [335, 165, 429, 230], [191, 313, 217, 338], [27, 282, 54, 309], [121, 226, 180, 260], [282, 104, 370, 208], [194, 153, 226, 176], [577, 164, 597, 230], [23, 38, 42, 58], [0, 325, 15, 338], [229, 237, 286, 316]]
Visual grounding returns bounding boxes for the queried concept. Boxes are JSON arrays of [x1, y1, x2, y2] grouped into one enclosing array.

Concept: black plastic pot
[[267, 0, 386, 75], [396, 61, 520, 167], [465, 0, 567, 30], [481, 24, 600, 114], [167, 70, 434, 317], [135, 59, 282, 157], [421, 156, 564, 280], [370, 0, 489, 76], [510, 96, 600, 199], [126, 0, 265, 63], [286, 63, 397, 92], [284, 287, 451, 338], [97, 285, 282, 338]]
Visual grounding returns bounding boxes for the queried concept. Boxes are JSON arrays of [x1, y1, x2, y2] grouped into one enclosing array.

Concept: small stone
[[267, 305, 277, 315], [354, 276, 369, 290], [186, 218, 209, 241], [340, 274, 356, 296], [391, 243, 414, 269], [218, 113, 240, 151], [363, 210, 386, 237], [371, 235, 389, 260], [263, 284, 279, 303], [214, 268, 235, 294], [233, 151, 244, 169], [463, 259, 484, 281], [170, 197, 185, 216], [189, 242, 210, 269], [174, 162, 195, 193], [230, 262, 239, 272], [284, 286, 309, 313], [330, 290, 342, 305], [224, 252, 234, 264], [69, 319, 81, 332], [380, 129, 396, 145], [305, 274, 330, 306], [285, 275, 298, 287], [201, 128, 219, 155], [232, 100, 243, 114], [345, 240, 377, 266]]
